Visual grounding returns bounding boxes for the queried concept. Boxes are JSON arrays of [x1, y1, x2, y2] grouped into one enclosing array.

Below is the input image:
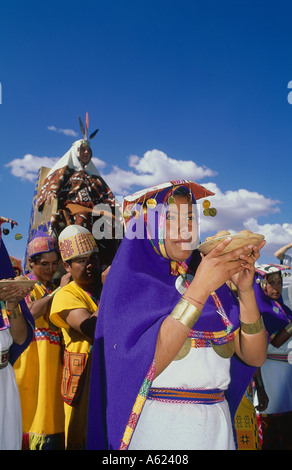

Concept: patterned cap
[[58, 225, 98, 261], [255, 264, 290, 277], [27, 230, 59, 258], [10, 256, 22, 272]]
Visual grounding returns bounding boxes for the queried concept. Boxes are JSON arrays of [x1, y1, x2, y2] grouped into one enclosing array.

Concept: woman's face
[[30, 252, 59, 284], [266, 272, 282, 300], [164, 195, 198, 261]]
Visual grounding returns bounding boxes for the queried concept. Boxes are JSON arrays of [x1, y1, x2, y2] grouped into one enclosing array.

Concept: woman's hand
[[231, 240, 266, 293], [0, 284, 32, 307], [184, 237, 260, 307]]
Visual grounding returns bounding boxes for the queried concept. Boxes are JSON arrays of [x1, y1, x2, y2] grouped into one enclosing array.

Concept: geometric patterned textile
[[119, 362, 155, 450], [59, 225, 98, 261]]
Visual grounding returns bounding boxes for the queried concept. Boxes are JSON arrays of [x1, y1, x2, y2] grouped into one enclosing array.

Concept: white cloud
[[243, 219, 292, 247], [101, 149, 217, 194], [92, 157, 107, 170], [5, 154, 107, 182], [5, 154, 59, 182], [198, 182, 281, 235], [47, 125, 78, 137], [4, 148, 289, 262]]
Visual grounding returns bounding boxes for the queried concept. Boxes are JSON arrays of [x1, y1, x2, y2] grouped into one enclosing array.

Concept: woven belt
[[0, 349, 9, 369], [267, 353, 289, 362], [147, 387, 225, 405]]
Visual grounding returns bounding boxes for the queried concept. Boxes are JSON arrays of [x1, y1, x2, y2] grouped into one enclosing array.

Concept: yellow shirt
[[50, 281, 98, 450], [14, 278, 65, 449], [50, 280, 97, 353]]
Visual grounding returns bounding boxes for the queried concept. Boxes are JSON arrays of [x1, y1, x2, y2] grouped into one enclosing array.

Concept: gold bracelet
[[285, 322, 292, 335], [5, 304, 22, 319], [170, 297, 202, 329], [240, 316, 264, 334]]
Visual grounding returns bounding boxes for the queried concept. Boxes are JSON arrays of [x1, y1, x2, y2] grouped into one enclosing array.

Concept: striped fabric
[[147, 387, 225, 405], [33, 327, 61, 345]]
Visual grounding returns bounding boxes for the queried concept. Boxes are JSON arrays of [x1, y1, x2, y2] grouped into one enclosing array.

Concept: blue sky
[[1, 0, 292, 265]]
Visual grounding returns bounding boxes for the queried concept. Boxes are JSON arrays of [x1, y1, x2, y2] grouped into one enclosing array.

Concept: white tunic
[[129, 346, 235, 450], [254, 340, 292, 415], [0, 329, 22, 450]]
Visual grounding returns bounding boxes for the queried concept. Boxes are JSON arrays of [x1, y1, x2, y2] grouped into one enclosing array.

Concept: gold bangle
[[5, 304, 22, 319], [240, 316, 264, 334], [285, 322, 292, 335], [170, 297, 202, 329]]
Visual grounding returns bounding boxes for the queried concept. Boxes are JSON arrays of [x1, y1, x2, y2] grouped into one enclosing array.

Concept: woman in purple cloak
[[87, 180, 267, 450], [253, 264, 292, 449], [0, 217, 34, 449]]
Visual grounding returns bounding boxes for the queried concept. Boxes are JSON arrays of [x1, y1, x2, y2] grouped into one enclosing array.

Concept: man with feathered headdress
[[36, 115, 121, 265]]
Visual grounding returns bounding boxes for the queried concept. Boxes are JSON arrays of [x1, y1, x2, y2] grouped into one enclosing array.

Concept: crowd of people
[[0, 139, 291, 451]]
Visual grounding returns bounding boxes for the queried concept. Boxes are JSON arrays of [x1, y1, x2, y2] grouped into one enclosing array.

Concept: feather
[[78, 116, 85, 136], [89, 128, 99, 139], [85, 112, 89, 139]]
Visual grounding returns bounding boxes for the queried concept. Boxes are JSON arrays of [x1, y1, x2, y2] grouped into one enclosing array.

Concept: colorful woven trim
[[189, 328, 239, 348], [0, 301, 11, 331], [33, 327, 61, 345], [119, 362, 155, 450], [147, 387, 225, 405], [267, 353, 290, 362]]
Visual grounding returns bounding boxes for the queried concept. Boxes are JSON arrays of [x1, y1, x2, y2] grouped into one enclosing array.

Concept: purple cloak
[[0, 239, 35, 364]]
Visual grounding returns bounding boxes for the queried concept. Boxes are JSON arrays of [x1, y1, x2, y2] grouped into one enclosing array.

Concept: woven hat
[[10, 256, 22, 272], [255, 264, 291, 277], [58, 225, 98, 261], [27, 230, 59, 258]]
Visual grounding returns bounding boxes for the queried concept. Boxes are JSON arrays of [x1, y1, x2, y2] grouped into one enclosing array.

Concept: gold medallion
[[211, 340, 235, 358], [146, 198, 157, 209], [132, 210, 140, 219], [202, 199, 211, 209], [209, 208, 217, 217], [123, 210, 131, 219], [173, 337, 192, 361]]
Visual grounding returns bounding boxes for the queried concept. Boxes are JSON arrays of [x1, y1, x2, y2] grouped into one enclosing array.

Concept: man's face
[[79, 145, 92, 166], [64, 252, 100, 288]]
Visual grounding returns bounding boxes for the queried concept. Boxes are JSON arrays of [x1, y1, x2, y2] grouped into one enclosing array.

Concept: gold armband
[[5, 303, 22, 319], [240, 316, 264, 334], [285, 322, 292, 335], [170, 297, 202, 329]]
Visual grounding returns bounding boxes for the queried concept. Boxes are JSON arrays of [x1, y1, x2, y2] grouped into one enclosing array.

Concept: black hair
[[173, 187, 191, 199], [29, 251, 61, 264]]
